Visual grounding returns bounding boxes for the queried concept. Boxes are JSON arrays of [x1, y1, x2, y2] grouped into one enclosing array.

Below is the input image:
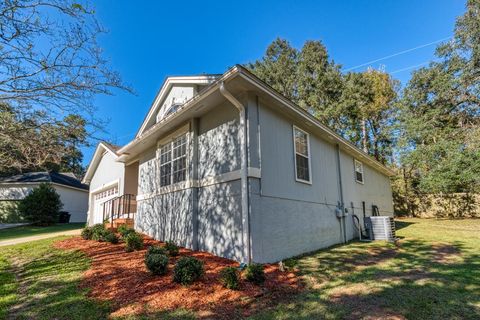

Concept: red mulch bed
[[54, 236, 302, 319]]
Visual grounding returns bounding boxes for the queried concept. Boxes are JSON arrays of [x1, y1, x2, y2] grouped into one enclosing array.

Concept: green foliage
[[117, 225, 135, 238], [165, 241, 179, 256], [173, 257, 204, 285], [103, 231, 119, 244], [90, 224, 106, 241], [124, 232, 143, 252], [0, 200, 22, 223], [81, 226, 93, 240], [396, 0, 480, 215], [244, 263, 266, 285], [145, 253, 169, 275], [17, 183, 63, 226], [219, 266, 240, 290], [147, 245, 167, 256]]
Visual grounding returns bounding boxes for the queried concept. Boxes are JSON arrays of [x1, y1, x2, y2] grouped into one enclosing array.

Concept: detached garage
[[0, 172, 89, 223]]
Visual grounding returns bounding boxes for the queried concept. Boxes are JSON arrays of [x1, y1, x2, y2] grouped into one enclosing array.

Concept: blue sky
[[84, 0, 465, 165]]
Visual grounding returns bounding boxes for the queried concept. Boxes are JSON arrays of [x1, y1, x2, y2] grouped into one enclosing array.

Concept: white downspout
[[219, 82, 251, 263]]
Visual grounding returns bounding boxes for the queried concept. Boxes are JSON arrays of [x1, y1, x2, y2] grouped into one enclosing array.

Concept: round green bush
[[117, 225, 135, 238], [165, 241, 179, 256], [81, 227, 93, 240], [104, 231, 119, 244], [220, 266, 240, 290], [145, 253, 169, 275], [90, 224, 106, 241], [173, 257, 204, 285], [147, 245, 167, 256], [125, 232, 143, 252], [17, 183, 62, 226], [244, 263, 265, 285]]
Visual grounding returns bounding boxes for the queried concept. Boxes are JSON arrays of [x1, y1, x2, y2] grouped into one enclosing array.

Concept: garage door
[[92, 185, 119, 224]]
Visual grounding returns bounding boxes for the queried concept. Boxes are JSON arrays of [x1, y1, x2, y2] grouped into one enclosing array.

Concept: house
[[0, 172, 89, 223], [83, 65, 394, 263]]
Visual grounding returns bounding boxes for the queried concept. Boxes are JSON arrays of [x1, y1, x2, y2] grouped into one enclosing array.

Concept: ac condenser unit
[[365, 216, 396, 241]]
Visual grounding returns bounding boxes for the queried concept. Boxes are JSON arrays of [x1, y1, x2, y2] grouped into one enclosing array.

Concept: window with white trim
[[293, 126, 311, 183], [159, 134, 187, 187], [354, 159, 364, 184]]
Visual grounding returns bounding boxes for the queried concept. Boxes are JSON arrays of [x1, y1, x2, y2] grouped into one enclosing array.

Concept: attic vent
[[365, 216, 396, 241]]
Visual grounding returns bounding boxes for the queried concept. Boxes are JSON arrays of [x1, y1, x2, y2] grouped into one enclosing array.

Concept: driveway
[[0, 229, 81, 247]]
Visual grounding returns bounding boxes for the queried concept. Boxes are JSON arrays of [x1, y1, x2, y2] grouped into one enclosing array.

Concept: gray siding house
[[83, 65, 394, 263]]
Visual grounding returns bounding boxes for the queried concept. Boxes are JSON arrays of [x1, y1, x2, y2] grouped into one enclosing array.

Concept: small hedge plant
[[18, 183, 62, 226], [91, 224, 107, 241], [104, 231, 119, 244], [165, 241, 179, 256], [147, 245, 167, 256], [173, 257, 204, 285], [145, 253, 169, 275], [125, 232, 144, 252], [244, 263, 265, 285], [220, 266, 240, 290], [81, 226, 93, 240], [117, 225, 135, 238]]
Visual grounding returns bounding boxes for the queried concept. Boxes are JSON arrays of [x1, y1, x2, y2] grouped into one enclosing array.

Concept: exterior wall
[[250, 102, 393, 262], [0, 183, 88, 222], [88, 151, 125, 225], [135, 101, 244, 261], [54, 185, 89, 222]]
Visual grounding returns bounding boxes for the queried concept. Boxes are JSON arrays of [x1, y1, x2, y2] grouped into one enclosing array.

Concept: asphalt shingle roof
[[0, 172, 89, 190]]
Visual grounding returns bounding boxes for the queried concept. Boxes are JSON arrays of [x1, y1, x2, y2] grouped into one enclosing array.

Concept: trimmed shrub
[[173, 257, 204, 285], [244, 264, 265, 285], [220, 266, 240, 290], [147, 245, 167, 256], [117, 225, 135, 238], [145, 253, 169, 275], [125, 232, 144, 252], [165, 241, 179, 256], [104, 230, 119, 244], [81, 226, 93, 240], [18, 183, 62, 226], [91, 224, 107, 241]]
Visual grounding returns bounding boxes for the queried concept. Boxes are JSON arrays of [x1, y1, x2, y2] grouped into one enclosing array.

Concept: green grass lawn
[[0, 219, 479, 319], [0, 223, 84, 241]]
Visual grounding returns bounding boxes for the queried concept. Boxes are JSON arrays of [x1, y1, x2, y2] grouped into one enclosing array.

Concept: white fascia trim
[[236, 69, 396, 177], [118, 68, 239, 156], [136, 76, 220, 138], [0, 182, 88, 193], [82, 142, 120, 184], [137, 167, 261, 201], [89, 179, 120, 195]]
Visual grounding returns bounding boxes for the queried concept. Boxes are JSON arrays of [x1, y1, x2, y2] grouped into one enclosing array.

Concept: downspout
[[219, 82, 251, 263], [335, 144, 347, 244]]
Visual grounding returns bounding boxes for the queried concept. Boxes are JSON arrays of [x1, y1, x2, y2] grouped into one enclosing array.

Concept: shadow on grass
[[251, 238, 480, 320], [395, 219, 415, 230]]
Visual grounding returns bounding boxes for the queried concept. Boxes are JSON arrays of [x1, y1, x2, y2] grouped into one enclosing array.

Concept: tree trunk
[[362, 118, 368, 153]]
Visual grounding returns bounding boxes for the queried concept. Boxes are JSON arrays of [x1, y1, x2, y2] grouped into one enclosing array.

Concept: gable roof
[[82, 142, 121, 184], [136, 74, 220, 137], [116, 65, 395, 177], [0, 172, 89, 190]]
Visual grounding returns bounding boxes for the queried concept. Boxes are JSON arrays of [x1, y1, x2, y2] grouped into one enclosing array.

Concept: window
[[159, 134, 187, 187], [354, 159, 364, 184], [293, 126, 311, 183]]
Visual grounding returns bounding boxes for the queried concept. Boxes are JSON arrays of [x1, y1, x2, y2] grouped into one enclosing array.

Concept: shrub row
[[81, 224, 142, 250], [218, 263, 266, 290]]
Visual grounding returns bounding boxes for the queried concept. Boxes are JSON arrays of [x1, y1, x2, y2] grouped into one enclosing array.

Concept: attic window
[[354, 159, 364, 184]]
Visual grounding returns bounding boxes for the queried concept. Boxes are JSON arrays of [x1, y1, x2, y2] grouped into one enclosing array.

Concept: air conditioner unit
[[365, 216, 396, 241]]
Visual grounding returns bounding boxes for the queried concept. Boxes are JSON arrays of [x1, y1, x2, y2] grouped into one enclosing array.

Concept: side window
[[293, 126, 311, 183], [159, 133, 188, 187], [354, 159, 364, 184]]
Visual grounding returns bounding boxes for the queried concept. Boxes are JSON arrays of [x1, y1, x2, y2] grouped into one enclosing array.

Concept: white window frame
[[293, 125, 312, 184], [157, 132, 189, 187], [354, 159, 364, 184]]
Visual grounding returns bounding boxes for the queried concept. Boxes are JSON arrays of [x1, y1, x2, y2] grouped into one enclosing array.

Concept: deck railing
[[102, 194, 137, 227]]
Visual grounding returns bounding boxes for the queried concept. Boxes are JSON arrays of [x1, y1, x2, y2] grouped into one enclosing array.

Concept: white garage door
[[92, 185, 119, 224]]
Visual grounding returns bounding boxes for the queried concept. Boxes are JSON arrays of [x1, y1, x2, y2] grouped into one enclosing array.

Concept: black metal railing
[[102, 194, 137, 227]]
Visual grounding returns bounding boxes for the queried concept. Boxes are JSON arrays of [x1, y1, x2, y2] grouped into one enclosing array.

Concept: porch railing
[[102, 194, 137, 226]]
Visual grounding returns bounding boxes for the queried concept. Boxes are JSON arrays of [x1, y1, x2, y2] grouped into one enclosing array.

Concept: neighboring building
[[83, 65, 395, 263], [0, 172, 89, 223]]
